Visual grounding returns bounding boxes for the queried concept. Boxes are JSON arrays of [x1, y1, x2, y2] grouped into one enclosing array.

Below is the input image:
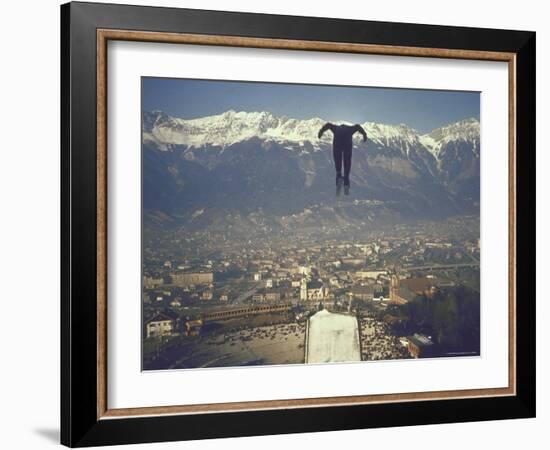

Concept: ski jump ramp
[[305, 309, 361, 363]]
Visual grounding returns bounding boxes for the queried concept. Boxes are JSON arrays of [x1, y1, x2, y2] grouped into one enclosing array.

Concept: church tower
[[300, 278, 308, 301], [390, 273, 400, 302]]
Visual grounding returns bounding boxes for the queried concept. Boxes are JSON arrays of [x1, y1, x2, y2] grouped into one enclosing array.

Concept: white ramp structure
[[305, 309, 361, 364]]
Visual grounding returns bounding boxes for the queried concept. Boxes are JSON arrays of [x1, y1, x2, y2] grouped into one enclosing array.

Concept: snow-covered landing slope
[[305, 309, 361, 364]]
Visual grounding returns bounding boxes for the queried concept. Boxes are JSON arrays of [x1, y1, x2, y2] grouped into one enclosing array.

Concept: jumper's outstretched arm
[[318, 122, 334, 139], [354, 124, 368, 142]]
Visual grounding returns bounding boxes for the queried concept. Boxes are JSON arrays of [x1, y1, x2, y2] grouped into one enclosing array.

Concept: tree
[[394, 286, 479, 353]]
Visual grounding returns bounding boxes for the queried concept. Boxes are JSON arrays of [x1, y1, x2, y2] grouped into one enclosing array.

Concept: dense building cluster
[[142, 216, 480, 368]]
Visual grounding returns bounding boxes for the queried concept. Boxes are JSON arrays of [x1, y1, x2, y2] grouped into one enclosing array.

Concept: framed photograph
[[61, 1, 536, 447]]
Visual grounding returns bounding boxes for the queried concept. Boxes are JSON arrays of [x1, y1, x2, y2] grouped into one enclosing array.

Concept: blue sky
[[142, 77, 479, 134]]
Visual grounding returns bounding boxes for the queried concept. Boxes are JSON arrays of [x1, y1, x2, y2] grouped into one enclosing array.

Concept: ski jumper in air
[[318, 123, 367, 195]]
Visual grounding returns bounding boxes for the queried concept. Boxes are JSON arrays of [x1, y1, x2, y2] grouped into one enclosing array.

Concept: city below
[[142, 215, 481, 370]]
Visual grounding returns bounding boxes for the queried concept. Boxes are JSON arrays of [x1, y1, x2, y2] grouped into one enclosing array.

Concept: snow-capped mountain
[[420, 117, 480, 158], [419, 118, 480, 198], [143, 109, 324, 149], [143, 109, 425, 153], [142, 110, 480, 228]]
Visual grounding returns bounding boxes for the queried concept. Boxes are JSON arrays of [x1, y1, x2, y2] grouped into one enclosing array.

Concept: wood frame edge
[[99, 386, 515, 419], [97, 28, 516, 61], [97, 29, 108, 420], [508, 55, 517, 396]]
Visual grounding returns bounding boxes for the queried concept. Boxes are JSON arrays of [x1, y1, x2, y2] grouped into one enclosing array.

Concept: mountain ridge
[[143, 109, 479, 155], [142, 110, 480, 230]]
